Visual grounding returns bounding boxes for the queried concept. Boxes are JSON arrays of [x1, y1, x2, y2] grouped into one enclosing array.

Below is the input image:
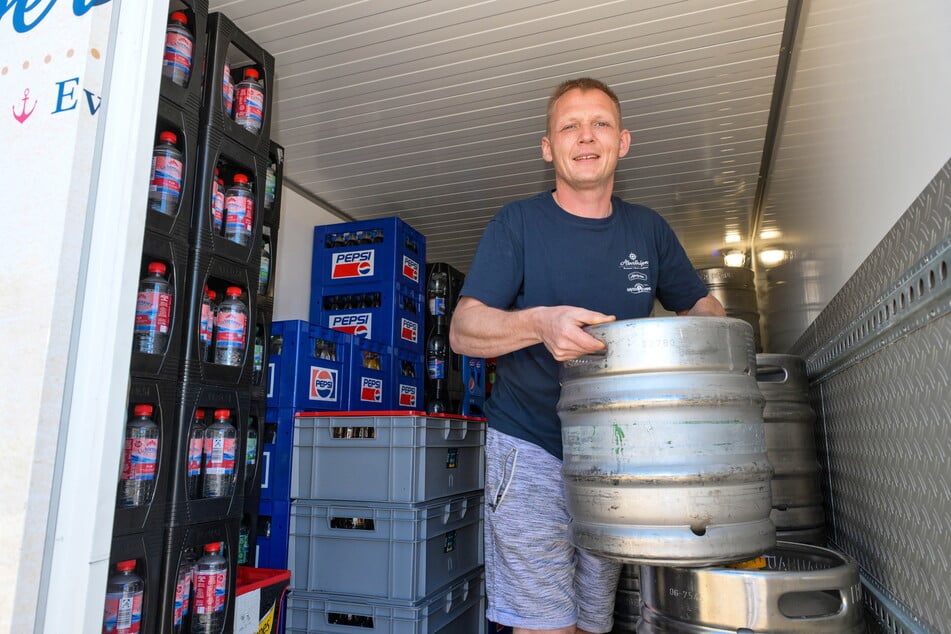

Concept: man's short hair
[[546, 78, 622, 135]]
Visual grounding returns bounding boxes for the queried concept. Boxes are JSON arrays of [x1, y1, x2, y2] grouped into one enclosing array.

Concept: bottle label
[[149, 154, 183, 199], [163, 29, 193, 83], [222, 64, 234, 115], [427, 358, 445, 380], [134, 290, 172, 336], [246, 437, 257, 466], [212, 184, 225, 232], [122, 437, 158, 481], [187, 435, 203, 477], [193, 569, 227, 614], [428, 297, 446, 316], [103, 589, 143, 633], [173, 569, 192, 625], [215, 310, 247, 349], [199, 302, 213, 346], [235, 84, 265, 130], [265, 166, 276, 208], [203, 436, 236, 475], [225, 192, 254, 241]]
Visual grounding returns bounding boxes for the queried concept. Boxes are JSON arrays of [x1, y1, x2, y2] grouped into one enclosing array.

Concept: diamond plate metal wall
[[791, 159, 951, 633]]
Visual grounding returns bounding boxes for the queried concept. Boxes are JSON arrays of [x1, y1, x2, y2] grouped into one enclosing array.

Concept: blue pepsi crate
[[311, 282, 424, 353], [312, 217, 425, 291], [348, 336, 393, 411], [255, 498, 291, 570], [460, 356, 486, 418], [260, 407, 295, 502], [390, 347, 424, 412], [267, 320, 351, 411]]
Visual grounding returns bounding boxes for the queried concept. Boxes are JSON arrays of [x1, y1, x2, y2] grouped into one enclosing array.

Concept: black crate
[[104, 530, 164, 634], [238, 502, 260, 568], [129, 231, 188, 382], [192, 125, 269, 269], [256, 222, 280, 304], [201, 12, 275, 156], [158, 0, 209, 113], [250, 301, 273, 401], [182, 253, 258, 386], [424, 262, 466, 328], [263, 141, 285, 227], [112, 380, 177, 537], [243, 397, 266, 500], [146, 97, 200, 243], [167, 383, 250, 527], [157, 518, 240, 634]]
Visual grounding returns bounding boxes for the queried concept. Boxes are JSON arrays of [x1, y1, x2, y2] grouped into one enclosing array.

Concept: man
[[449, 78, 725, 634]]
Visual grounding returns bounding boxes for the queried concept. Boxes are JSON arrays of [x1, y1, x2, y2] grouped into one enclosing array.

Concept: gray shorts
[[484, 427, 622, 633]]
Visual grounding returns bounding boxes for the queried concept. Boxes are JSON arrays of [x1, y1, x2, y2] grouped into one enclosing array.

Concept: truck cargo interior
[[4, 1, 949, 632]]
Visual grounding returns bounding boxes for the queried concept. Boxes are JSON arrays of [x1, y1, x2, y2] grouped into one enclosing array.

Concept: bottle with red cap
[[201, 409, 237, 498], [117, 404, 160, 509], [192, 542, 228, 634], [222, 62, 235, 118], [162, 11, 194, 87], [214, 287, 247, 367], [172, 557, 194, 634], [134, 261, 173, 355], [234, 67, 264, 133], [199, 286, 215, 362], [224, 173, 254, 246], [148, 131, 184, 216], [102, 559, 145, 633], [211, 167, 225, 235], [186, 409, 205, 499]]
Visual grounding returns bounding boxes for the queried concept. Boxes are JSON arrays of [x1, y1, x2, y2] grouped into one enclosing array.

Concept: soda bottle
[[202, 409, 237, 498], [257, 234, 271, 296], [211, 168, 225, 235], [148, 131, 184, 216], [245, 424, 258, 487], [222, 62, 234, 118], [427, 270, 448, 318], [102, 559, 144, 633], [117, 404, 160, 509], [186, 409, 205, 499], [162, 11, 193, 87], [133, 262, 173, 355], [426, 323, 448, 381], [264, 161, 276, 210], [173, 559, 193, 634], [234, 67, 264, 134], [252, 324, 265, 384], [427, 380, 447, 415], [191, 542, 228, 634], [224, 173, 254, 246], [214, 287, 247, 367]]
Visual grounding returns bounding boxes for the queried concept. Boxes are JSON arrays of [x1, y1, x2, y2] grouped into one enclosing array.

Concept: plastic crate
[[255, 498, 292, 570], [292, 413, 485, 503], [459, 356, 486, 418], [146, 97, 200, 243], [235, 567, 291, 634], [267, 321, 351, 411], [286, 568, 485, 634], [243, 398, 266, 500], [260, 407, 295, 502], [346, 337, 393, 411], [263, 141, 284, 227], [311, 217, 425, 292], [158, 0, 208, 113], [312, 281, 424, 353], [390, 347, 424, 412], [106, 530, 164, 634], [257, 222, 280, 304], [250, 303, 272, 400], [288, 494, 483, 601]]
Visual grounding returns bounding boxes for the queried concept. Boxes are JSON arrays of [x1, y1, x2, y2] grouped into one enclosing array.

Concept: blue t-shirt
[[459, 191, 709, 459]]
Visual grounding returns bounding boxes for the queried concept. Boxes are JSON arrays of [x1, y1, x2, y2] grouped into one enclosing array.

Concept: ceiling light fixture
[[758, 248, 787, 267], [723, 250, 746, 267]]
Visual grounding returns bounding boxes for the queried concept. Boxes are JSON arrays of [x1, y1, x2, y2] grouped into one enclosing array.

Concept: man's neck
[[552, 186, 614, 219]]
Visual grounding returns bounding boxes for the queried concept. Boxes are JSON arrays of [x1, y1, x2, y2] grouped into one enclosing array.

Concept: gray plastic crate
[[286, 568, 485, 634], [289, 493, 484, 601], [292, 413, 485, 502]]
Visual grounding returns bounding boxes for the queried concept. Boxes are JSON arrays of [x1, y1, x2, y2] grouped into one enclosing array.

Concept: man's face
[[541, 88, 631, 192]]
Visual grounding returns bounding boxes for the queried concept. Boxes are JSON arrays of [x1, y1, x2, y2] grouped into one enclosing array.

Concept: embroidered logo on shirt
[[619, 252, 652, 294], [627, 283, 652, 294], [619, 252, 649, 269]]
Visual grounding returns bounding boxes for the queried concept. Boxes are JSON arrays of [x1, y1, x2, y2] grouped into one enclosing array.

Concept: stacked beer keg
[[559, 317, 863, 633]]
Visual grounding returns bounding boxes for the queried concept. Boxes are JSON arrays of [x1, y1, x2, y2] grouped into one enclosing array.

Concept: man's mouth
[[574, 153, 599, 161]]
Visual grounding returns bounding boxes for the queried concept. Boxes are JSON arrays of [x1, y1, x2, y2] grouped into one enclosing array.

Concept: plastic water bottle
[[148, 131, 184, 216], [224, 173, 254, 246], [199, 286, 215, 362], [102, 559, 144, 634], [252, 324, 265, 384], [211, 168, 225, 236], [191, 543, 228, 634], [202, 409, 236, 498], [222, 62, 234, 118], [234, 67, 265, 134], [186, 409, 205, 499], [173, 559, 193, 634], [214, 287, 247, 366], [264, 161, 276, 210], [238, 516, 250, 565], [117, 404, 160, 509], [245, 424, 258, 486], [133, 262, 173, 355], [257, 234, 271, 296], [204, 289, 218, 361], [162, 11, 193, 87]]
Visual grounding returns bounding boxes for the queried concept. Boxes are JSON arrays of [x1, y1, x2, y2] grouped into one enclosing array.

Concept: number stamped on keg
[[667, 587, 698, 601]]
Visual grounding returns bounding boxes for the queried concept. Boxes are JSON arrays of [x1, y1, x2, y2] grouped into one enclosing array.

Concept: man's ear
[[618, 129, 631, 158], [541, 135, 553, 163]]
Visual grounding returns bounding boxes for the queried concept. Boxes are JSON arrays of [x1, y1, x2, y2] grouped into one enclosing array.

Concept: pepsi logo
[[357, 261, 372, 276], [310, 367, 338, 401]]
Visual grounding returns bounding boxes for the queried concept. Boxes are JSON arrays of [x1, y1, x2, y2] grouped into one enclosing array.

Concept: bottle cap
[[147, 261, 167, 276], [116, 560, 137, 572], [213, 408, 231, 419], [207, 289, 217, 301], [194, 409, 205, 420], [132, 404, 153, 417], [225, 286, 243, 298], [233, 173, 249, 185], [243, 68, 259, 80], [169, 11, 188, 25], [158, 131, 178, 145], [204, 542, 222, 553]]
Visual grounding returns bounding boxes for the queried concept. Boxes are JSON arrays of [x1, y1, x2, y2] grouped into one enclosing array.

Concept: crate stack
[[105, 5, 284, 633]]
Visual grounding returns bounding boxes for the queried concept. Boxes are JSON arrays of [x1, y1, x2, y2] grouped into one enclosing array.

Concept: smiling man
[[449, 78, 724, 634]]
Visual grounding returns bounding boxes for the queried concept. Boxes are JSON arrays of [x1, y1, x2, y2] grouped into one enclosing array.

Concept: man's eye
[[594, 121, 609, 127], [562, 123, 577, 130]]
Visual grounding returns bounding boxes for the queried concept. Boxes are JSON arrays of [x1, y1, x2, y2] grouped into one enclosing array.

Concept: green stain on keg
[[613, 423, 625, 454]]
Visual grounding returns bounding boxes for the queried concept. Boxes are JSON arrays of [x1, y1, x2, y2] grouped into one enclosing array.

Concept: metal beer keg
[[697, 267, 762, 352], [756, 354, 826, 542], [612, 564, 641, 633], [558, 317, 775, 566], [637, 542, 865, 633]]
